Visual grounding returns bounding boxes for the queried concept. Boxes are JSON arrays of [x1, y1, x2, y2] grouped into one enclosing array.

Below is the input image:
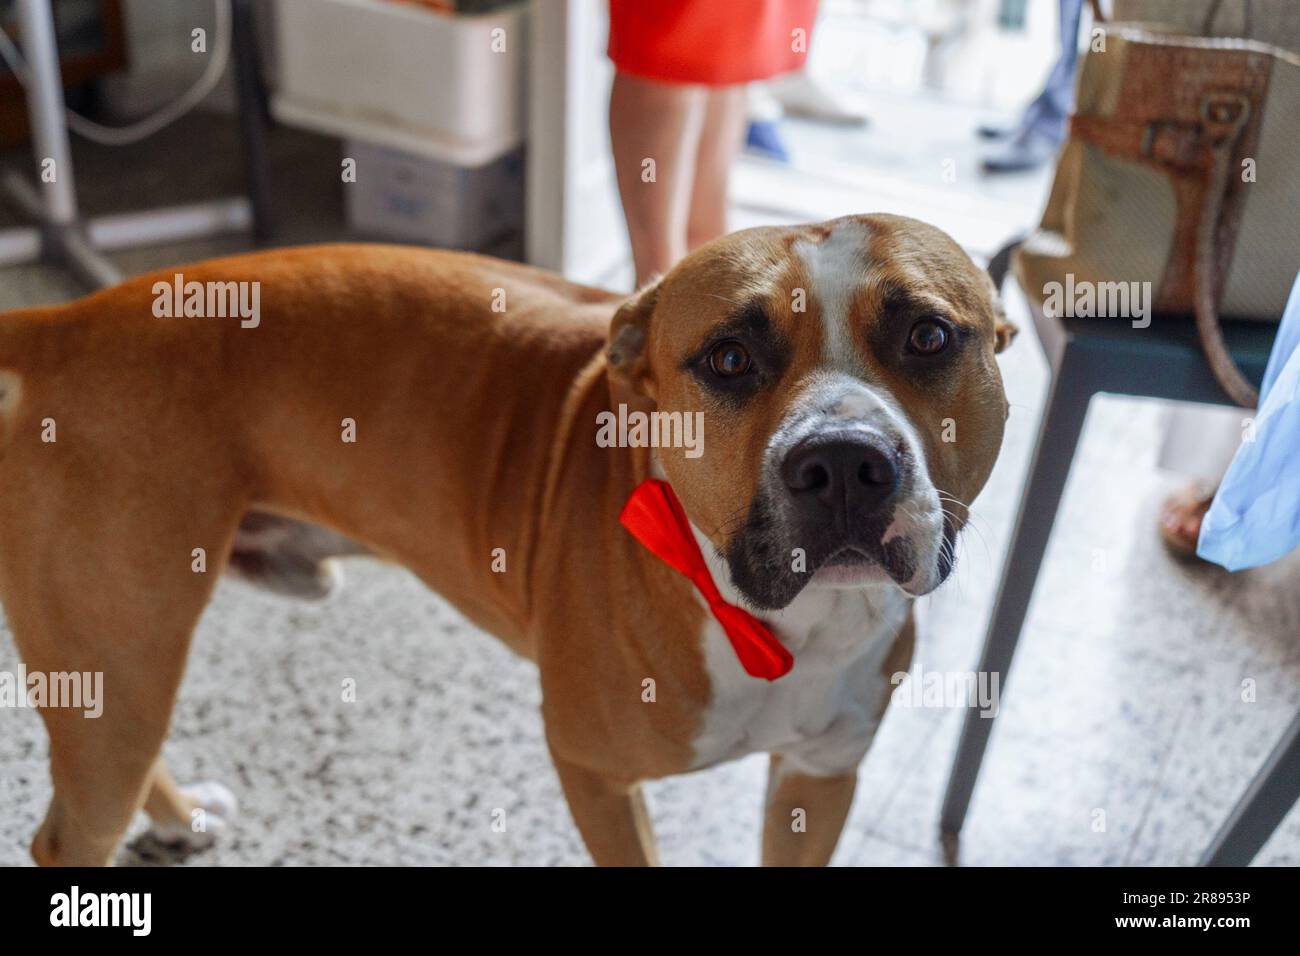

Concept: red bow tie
[[619, 479, 794, 681]]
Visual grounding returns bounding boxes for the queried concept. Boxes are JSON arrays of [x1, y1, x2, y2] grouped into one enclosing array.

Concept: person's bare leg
[[609, 72, 705, 286], [687, 85, 748, 252]]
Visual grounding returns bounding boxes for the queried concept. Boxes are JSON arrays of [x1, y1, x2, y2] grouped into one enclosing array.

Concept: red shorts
[[607, 0, 820, 86]]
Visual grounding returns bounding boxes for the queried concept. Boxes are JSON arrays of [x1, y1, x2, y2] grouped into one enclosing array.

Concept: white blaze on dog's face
[[606, 214, 1016, 611]]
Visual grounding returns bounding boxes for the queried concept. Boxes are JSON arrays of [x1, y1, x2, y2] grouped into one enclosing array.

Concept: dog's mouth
[[816, 532, 922, 586], [821, 544, 873, 568], [723, 494, 955, 610], [803, 543, 898, 592], [722, 496, 946, 608]]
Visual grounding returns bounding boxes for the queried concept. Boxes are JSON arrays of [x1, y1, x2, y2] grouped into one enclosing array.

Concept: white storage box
[[273, 0, 528, 166], [343, 139, 524, 249]]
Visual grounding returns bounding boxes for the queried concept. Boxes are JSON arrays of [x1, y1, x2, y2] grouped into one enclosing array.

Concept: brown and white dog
[[0, 213, 1014, 866]]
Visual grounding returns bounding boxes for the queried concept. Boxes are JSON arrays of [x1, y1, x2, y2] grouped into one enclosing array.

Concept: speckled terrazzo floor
[[1, 108, 1298, 867]]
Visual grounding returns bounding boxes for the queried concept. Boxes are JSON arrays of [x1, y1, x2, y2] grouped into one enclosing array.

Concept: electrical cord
[[0, 0, 231, 146]]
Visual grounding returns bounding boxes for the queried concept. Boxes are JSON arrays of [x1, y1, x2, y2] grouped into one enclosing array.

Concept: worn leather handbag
[[1015, 0, 1300, 406]]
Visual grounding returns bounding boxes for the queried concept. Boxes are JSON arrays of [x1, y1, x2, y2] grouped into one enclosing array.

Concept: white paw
[[148, 780, 239, 848]]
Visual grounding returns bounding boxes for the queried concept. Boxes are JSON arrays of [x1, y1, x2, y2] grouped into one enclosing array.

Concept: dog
[[0, 213, 1015, 866]]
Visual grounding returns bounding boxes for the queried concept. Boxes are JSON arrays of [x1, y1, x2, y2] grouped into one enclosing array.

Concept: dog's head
[[606, 214, 1016, 611]]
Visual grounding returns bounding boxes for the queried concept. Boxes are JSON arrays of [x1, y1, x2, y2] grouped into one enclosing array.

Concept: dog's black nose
[[782, 434, 900, 523]]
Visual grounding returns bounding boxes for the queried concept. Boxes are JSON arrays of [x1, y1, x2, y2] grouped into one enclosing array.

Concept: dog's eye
[[708, 341, 752, 377], [907, 318, 948, 356]]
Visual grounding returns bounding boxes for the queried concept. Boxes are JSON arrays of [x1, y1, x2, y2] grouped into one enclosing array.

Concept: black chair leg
[[231, 0, 275, 241], [1201, 708, 1300, 866], [940, 346, 1096, 836]]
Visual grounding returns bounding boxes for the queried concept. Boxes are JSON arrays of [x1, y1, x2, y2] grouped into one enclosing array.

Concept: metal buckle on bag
[[1200, 92, 1252, 142]]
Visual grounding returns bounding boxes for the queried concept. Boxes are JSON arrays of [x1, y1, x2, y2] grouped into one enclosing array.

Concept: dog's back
[[0, 243, 620, 631], [0, 243, 627, 864]]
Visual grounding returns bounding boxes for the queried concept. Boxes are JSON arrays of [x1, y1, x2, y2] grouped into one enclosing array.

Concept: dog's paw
[[147, 781, 239, 848]]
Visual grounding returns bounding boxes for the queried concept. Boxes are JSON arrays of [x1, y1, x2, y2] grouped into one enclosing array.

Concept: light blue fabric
[[1198, 270, 1300, 570]]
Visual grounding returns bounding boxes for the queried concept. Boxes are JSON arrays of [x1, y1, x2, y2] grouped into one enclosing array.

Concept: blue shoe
[[745, 120, 790, 163], [981, 129, 1061, 174]]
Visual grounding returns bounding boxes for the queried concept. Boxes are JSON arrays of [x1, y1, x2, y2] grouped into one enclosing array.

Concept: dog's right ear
[[606, 278, 661, 400]]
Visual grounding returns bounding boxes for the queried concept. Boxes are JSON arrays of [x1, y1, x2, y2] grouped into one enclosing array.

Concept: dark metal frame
[[941, 237, 1297, 866]]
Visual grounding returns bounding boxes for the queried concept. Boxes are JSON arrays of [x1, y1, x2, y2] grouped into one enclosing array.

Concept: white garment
[[1158, 403, 1245, 484]]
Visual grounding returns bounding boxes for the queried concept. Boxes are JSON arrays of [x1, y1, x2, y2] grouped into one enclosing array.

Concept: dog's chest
[[689, 585, 910, 776]]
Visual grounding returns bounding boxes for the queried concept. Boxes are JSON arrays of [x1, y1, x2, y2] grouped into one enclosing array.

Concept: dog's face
[[607, 214, 1016, 611]]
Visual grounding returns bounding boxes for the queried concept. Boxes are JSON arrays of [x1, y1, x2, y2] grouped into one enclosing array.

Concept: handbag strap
[[1202, 0, 1225, 34], [1200, 0, 1256, 37], [1193, 124, 1260, 407]]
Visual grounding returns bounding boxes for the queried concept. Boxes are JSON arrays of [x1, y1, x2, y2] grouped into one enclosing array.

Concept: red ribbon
[[619, 479, 794, 681]]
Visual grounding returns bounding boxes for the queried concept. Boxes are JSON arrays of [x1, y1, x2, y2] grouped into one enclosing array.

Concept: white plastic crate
[[343, 139, 524, 249], [273, 0, 528, 166]]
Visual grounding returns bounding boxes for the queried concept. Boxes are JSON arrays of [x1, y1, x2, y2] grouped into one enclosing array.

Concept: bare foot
[[1158, 482, 1216, 560]]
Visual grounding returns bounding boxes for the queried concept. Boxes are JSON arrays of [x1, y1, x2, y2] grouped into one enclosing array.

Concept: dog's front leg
[[550, 753, 658, 866], [761, 755, 857, 866]]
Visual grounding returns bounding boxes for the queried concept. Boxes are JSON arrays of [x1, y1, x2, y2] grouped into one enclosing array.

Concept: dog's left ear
[[994, 307, 1018, 353], [607, 278, 661, 400], [987, 275, 1018, 353]]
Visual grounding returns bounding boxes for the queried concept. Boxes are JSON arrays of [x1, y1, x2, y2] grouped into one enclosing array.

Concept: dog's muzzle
[[725, 378, 951, 610]]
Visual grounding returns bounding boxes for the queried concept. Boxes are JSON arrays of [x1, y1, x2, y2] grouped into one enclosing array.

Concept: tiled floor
[[1, 100, 1297, 866]]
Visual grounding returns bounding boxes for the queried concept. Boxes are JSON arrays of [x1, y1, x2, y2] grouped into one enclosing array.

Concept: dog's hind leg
[[142, 759, 239, 848], [0, 491, 242, 866], [226, 510, 370, 600]]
